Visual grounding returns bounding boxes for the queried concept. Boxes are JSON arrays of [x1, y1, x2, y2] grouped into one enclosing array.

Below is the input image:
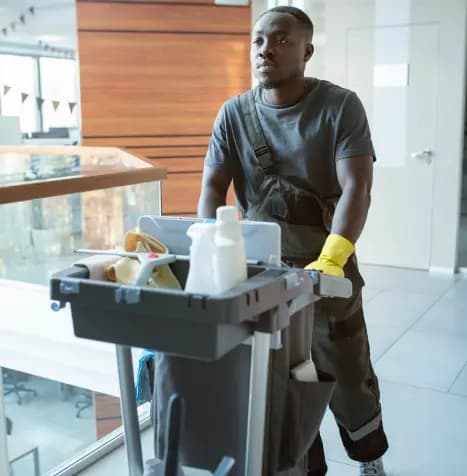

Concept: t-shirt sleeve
[[204, 103, 232, 170], [335, 91, 376, 161]]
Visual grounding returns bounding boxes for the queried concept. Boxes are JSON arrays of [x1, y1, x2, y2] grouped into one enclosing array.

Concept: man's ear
[[304, 43, 314, 62]]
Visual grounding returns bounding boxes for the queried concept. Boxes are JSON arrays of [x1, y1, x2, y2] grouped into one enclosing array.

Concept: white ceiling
[[0, 0, 76, 50]]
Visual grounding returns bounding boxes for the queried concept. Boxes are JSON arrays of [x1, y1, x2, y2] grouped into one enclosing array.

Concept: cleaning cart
[[50, 216, 351, 476]]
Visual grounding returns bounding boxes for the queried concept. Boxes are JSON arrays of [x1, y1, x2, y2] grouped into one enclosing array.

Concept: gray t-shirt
[[205, 78, 375, 217]]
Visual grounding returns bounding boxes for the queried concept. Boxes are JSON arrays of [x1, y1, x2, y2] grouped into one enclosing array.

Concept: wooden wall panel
[[78, 3, 250, 33], [78, 0, 250, 215], [83, 135, 210, 147], [162, 172, 203, 215], [79, 0, 217, 4], [136, 146, 207, 158], [79, 32, 249, 137], [150, 157, 205, 173]]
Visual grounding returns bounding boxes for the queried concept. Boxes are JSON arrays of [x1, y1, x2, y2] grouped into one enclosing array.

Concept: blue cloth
[[135, 349, 156, 404]]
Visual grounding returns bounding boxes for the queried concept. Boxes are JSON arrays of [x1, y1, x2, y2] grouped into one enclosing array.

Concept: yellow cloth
[[106, 231, 182, 289], [305, 233, 354, 277]]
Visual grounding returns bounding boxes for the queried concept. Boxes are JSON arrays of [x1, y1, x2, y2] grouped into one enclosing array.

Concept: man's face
[[251, 12, 313, 89]]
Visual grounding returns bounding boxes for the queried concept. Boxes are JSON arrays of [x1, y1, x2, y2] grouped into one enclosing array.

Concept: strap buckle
[[254, 146, 276, 174]]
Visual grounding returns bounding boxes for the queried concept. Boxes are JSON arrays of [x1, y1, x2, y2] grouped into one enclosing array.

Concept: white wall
[[251, 0, 467, 271], [428, 0, 466, 270]]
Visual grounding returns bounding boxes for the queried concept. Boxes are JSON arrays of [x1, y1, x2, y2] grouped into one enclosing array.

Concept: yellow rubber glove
[[304, 234, 354, 277]]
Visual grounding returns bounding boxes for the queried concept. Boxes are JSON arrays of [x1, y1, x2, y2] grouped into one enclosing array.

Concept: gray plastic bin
[[50, 261, 345, 360]]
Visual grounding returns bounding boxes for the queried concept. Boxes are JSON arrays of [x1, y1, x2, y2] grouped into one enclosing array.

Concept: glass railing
[[0, 182, 161, 286], [0, 146, 165, 475]]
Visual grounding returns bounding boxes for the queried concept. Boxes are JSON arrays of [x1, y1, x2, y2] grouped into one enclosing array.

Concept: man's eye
[[253, 38, 263, 46], [279, 38, 289, 45]]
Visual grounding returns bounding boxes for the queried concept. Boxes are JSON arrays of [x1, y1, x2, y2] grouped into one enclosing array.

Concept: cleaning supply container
[[212, 206, 247, 293], [185, 206, 247, 295], [184, 222, 216, 294]]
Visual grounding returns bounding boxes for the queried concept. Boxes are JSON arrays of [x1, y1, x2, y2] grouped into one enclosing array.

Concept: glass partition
[[0, 181, 160, 285], [0, 147, 163, 474], [3, 369, 99, 475]]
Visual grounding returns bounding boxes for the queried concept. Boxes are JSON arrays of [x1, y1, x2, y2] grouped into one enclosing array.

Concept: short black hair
[[257, 6, 314, 40]]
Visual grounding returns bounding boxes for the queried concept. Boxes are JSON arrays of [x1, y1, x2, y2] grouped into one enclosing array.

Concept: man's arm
[[331, 154, 373, 244], [198, 102, 233, 218], [305, 90, 375, 277], [197, 165, 232, 218], [305, 154, 373, 276]]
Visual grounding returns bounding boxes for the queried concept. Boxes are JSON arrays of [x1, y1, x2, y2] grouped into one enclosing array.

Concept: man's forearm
[[331, 185, 371, 244], [197, 186, 226, 218]]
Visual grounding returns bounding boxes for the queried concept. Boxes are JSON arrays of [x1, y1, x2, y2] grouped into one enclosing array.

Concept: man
[[198, 6, 388, 476]]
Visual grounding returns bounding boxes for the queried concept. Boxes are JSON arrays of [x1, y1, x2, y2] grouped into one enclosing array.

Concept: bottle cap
[[216, 206, 238, 223]]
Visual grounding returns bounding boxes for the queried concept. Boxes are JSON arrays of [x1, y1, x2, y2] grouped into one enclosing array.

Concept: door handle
[[411, 149, 433, 164]]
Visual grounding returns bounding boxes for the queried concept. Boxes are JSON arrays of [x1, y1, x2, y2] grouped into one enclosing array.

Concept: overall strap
[[237, 90, 277, 174]]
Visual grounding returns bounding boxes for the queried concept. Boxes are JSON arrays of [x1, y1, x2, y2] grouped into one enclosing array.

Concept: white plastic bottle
[[213, 206, 247, 293], [184, 222, 216, 294]]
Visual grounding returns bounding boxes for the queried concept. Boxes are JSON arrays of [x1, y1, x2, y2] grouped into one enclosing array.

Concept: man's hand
[[305, 233, 354, 277]]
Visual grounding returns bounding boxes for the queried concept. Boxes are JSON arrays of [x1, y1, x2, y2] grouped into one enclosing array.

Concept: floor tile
[[322, 380, 467, 476], [378, 380, 467, 476], [413, 284, 467, 338], [366, 325, 406, 362], [442, 278, 467, 305], [359, 265, 455, 296], [374, 330, 467, 391], [450, 363, 467, 397], [362, 286, 382, 303], [326, 459, 357, 475], [363, 290, 437, 329]]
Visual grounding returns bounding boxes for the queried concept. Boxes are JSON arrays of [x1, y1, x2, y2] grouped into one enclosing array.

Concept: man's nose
[[258, 40, 274, 58]]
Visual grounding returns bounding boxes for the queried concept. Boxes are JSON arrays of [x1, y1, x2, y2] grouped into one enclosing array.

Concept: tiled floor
[[323, 264, 467, 476], [82, 264, 467, 476]]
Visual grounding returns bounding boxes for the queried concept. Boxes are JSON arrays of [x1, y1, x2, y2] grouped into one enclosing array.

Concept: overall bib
[[237, 90, 388, 474]]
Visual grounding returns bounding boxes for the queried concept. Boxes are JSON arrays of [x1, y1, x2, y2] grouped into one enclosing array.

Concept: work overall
[[237, 91, 388, 474]]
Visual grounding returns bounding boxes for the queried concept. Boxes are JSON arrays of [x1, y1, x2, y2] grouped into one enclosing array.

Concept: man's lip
[[257, 61, 275, 68], [257, 63, 276, 71]]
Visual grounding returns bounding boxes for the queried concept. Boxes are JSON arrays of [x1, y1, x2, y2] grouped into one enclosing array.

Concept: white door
[[347, 23, 438, 269]]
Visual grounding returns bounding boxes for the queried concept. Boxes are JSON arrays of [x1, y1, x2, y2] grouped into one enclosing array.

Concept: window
[[0, 54, 79, 134], [39, 57, 79, 131], [0, 54, 40, 133]]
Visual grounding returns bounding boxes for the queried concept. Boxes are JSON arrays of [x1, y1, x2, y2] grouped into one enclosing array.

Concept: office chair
[[3, 370, 37, 405], [75, 389, 93, 418]]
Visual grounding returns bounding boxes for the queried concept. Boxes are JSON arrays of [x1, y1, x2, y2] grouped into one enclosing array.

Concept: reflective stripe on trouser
[[307, 290, 388, 472]]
